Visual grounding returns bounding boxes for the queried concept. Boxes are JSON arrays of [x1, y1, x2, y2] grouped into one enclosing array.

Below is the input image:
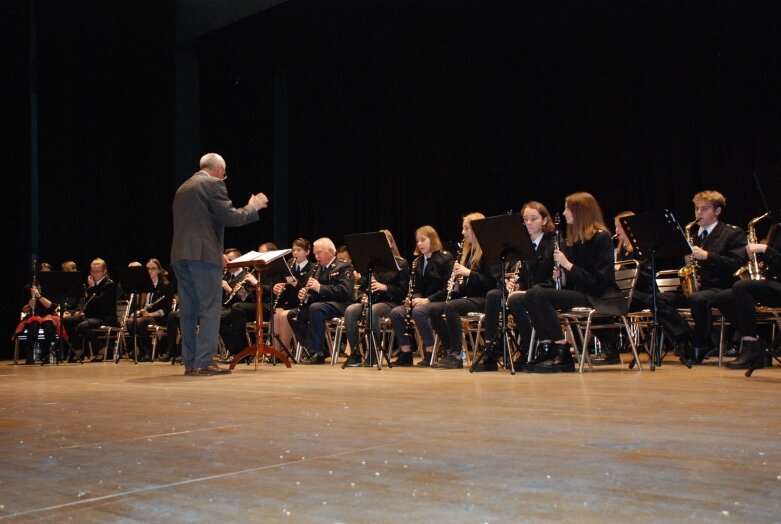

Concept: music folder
[[228, 249, 293, 280]]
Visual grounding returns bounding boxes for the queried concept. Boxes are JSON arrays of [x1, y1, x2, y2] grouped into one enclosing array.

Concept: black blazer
[[760, 223, 781, 281], [563, 230, 625, 315], [695, 221, 748, 289], [357, 256, 409, 305], [304, 258, 355, 315], [451, 248, 493, 299], [277, 260, 315, 310], [84, 278, 119, 326], [519, 232, 555, 290], [412, 250, 454, 302], [132, 281, 174, 322]]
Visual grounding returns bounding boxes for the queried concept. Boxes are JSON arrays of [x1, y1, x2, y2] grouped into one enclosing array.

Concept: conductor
[[171, 153, 268, 376]]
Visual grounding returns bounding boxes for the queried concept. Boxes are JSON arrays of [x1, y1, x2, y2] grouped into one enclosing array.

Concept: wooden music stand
[[226, 249, 293, 371]]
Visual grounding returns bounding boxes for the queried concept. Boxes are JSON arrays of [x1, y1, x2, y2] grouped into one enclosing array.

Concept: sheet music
[[231, 249, 292, 264]]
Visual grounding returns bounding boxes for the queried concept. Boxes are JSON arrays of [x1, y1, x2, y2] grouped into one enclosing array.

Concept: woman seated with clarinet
[[342, 229, 409, 367], [388, 225, 454, 367], [428, 212, 494, 369], [271, 238, 314, 356], [479, 201, 555, 371], [523, 192, 626, 373]]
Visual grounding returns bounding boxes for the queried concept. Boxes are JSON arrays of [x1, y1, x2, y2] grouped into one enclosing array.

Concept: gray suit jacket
[[170, 171, 259, 266]]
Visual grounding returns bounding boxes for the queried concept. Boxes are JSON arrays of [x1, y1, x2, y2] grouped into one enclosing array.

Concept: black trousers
[[714, 279, 781, 337], [652, 288, 720, 347], [524, 286, 593, 342], [428, 297, 486, 356]]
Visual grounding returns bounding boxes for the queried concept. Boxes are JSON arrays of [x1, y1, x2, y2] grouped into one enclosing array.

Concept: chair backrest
[[655, 269, 681, 294], [614, 259, 640, 307]]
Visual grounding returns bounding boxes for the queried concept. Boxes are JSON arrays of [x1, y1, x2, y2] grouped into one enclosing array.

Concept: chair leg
[[621, 316, 643, 371]]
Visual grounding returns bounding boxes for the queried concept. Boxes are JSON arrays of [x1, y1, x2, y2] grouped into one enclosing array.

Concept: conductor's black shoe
[[473, 358, 498, 372], [392, 351, 414, 367], [416, 352, 433, 367], [344, 354, 363, 367], [301, 353, 325, 365], [432, 354, 463, 369]]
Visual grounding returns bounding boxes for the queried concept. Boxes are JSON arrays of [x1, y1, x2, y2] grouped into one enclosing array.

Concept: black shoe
[[691, 346, 712, 365], [535, 343, 575, 373], [473, 358, 498, 372], [432, 354, 463, 369], [392, 351, 414, 367], [726, 340, 762, 370], [416, 353, 433, 367], [300, 353, 325, 365], [158, 352, 171, 362], [524, 341, 554, 373], [344, 354, 363, 367]]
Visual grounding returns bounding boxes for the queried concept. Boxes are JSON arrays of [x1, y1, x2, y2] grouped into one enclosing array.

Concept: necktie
[[698, 230, 708, 243], [422, 258, 428, 274]]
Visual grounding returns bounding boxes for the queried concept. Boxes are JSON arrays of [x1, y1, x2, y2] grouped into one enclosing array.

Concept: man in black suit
[[288, 237, 355, 364], [654, 190, 747, 365], [171, 153, 268, 376]]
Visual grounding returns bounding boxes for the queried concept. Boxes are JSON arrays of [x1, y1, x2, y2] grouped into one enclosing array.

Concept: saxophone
[[678, 220, 701, 297], [734, 212, 769, 281]]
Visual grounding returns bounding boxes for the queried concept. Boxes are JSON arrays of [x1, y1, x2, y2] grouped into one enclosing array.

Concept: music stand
[[620, 209, 692, 370], [469, 214, 536, 375], [38, 271, 84, 364], [344, 232, 400, 369], [115, 266, 156, 364], [250, 252, 295, 365], [227, 249, 293, 371]]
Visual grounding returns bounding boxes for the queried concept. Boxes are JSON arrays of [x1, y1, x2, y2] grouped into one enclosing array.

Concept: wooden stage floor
[[1, 354, 780, 523]]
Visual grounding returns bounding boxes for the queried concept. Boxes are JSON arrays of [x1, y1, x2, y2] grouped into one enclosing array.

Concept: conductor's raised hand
[[249, 192, 269, 210]]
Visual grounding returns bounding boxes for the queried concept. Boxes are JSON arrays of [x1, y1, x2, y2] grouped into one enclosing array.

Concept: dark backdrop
[[5, 0, 781, 357]]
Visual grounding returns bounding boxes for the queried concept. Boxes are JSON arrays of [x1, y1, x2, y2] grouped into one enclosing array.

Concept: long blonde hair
[[462, 212, 485, 269]]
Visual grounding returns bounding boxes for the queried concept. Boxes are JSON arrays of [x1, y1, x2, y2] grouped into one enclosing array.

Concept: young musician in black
[[479, 201, 555, 371], [524, 192, 624, 373], [428, 212, 494, 369], [343, 230, 409, 366], [714, 221, 781, 370], [271, 238, 314, 354], [124, 258, 174, 362], [387, 225, 454, 367], [62, 258, 118, 362], [652, 190, 747, 365]]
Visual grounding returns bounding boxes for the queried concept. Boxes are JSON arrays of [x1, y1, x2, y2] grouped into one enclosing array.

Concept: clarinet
[[445, 242, 464, 302], [299, 264, 320, 307], [223, 268, 256, 305], [403, 257, 419, 333], [554, 213, 563, 290], [272, 258, 297, 311]]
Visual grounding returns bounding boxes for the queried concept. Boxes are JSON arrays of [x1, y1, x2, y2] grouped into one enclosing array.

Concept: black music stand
[[38, 271, 84, 364], [469, 214, 536, 375], [620, 209, 692, 370], [115, 266, 156, 363], [344, 232, 400, 370]]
